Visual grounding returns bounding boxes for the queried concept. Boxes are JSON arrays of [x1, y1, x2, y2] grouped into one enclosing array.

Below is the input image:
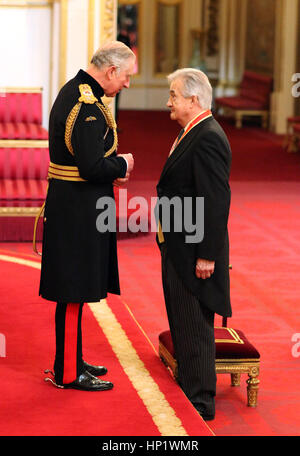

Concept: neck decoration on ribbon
[[169, 109, 212, 156]]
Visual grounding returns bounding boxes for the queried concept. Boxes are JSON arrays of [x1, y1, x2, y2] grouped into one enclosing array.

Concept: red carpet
[[116, 111, 300, 436], [0, 249, 213, 437], [117, 111, 300, 182]]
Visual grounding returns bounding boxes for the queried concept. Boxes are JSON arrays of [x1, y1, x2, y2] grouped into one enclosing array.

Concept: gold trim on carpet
[[0, 254, 41, 270], [89, 300, 189, 437], [0, 253, 214, 435]]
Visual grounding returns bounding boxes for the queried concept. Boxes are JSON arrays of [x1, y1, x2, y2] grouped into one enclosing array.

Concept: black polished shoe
[[193, 402, 215, 421], [63, 371, 113, 391], [83, 361, 108, 377], [200, 413, 215, 421]]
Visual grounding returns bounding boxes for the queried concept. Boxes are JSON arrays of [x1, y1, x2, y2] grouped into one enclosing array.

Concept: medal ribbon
[[169, 109, 212, 156]]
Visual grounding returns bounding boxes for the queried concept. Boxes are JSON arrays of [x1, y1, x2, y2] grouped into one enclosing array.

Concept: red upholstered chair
[[0, 87, 49, 240], [0, 87, 48, 142], [0, 145, 49, 241], [215, 71, 273, 129], [159, 317, 260, 408]]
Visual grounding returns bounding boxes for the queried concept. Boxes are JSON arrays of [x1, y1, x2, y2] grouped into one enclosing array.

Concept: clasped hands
[[113, 153, 134, 187], [196, 258, 215, 280]]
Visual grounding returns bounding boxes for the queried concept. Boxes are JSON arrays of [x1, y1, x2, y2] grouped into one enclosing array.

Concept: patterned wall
[[245, 0, 276, 76]]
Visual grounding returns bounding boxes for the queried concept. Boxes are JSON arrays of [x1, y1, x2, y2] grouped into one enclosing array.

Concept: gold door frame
[[153, 0, 183, 78], [118, 0, 144, 78]]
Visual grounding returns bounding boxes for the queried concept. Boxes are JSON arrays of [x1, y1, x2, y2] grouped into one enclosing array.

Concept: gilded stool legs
[[231, 373, 241, 386], [246, 366, 260, 407]]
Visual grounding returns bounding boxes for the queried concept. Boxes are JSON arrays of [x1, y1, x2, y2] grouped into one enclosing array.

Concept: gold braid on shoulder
[[64, 83, 118, 157], [95, 102, 118, 157], [65, 102, 82, 156]]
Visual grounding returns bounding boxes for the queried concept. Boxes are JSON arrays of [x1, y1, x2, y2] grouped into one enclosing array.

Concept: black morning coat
[[39, 70, 127, 303], [156, 116, 232, 317]]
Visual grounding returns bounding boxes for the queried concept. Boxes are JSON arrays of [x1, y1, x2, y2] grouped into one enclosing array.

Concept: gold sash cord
[[32, 162, 86, 256], [157, 220, 165, 244]]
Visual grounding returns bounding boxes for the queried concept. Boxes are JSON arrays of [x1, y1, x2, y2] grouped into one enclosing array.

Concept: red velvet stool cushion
[[159, 328, 260, 361]]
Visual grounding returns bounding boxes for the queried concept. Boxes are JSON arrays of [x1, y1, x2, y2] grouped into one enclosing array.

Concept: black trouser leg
[[54, 302, 85, 385], [161, 245, 216, 416]]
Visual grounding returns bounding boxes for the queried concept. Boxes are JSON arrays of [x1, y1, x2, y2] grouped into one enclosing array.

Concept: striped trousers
[[54, 302, 85, 385], [161, 245, 216, 416]]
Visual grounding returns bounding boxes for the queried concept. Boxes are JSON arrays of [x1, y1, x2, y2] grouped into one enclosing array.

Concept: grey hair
[[91, 40, 135, 73], [167, 68, 212, 110]]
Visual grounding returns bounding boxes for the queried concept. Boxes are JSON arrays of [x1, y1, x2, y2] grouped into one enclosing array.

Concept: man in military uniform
[[39, 41, 135, 391]]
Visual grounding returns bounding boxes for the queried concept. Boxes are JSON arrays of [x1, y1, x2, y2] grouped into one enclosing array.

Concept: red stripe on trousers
[[63, 303, 80, 384]]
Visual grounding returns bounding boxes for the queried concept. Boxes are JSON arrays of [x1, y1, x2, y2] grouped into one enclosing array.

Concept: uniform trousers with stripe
[[161, 244, 216, 416], [54, 302, 85, 384]]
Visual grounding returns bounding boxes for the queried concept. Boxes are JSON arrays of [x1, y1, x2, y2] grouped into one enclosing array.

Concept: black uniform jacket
[[39, 70, 127, 303], [156, 116, 232, 317]]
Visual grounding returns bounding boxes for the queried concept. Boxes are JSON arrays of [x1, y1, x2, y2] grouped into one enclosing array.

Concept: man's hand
[[118, 153, 134, 173], [113, 172, 130, 187], [195, 258, 215, 280]]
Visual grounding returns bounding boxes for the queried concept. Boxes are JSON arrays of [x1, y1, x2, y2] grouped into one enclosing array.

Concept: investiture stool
[[36, 41, 135, 391]]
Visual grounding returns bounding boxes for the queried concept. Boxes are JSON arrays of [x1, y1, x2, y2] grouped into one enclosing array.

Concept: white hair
[[91, 41, 135, 74], [167, 68, 212, 110]]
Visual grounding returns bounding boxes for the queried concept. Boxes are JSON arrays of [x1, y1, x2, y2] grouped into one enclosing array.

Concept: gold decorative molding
[[0, 207, 41, 217], [118, 0, 143, 77], [0, 139, 48, 148], [206, 0, 219, 57], [0, 0, 51, 7], [0, 87, 43, 93], [118, 0, 143, 76], [153, 0, 183, 77], [59, 0, 68, 88], [100, 0, 116, 45], [88, 0, 95, 63]]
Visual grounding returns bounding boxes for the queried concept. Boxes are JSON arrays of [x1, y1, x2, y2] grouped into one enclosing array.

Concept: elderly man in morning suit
[[156, 68, 232, 420]]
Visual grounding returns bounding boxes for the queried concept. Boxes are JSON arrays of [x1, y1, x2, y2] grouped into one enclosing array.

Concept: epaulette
[[64, 83, 118, 157], [78, 84, 98, 104]]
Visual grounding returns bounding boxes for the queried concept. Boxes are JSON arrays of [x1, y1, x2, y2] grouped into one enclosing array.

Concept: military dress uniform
[[38, 70, 127, 387]]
